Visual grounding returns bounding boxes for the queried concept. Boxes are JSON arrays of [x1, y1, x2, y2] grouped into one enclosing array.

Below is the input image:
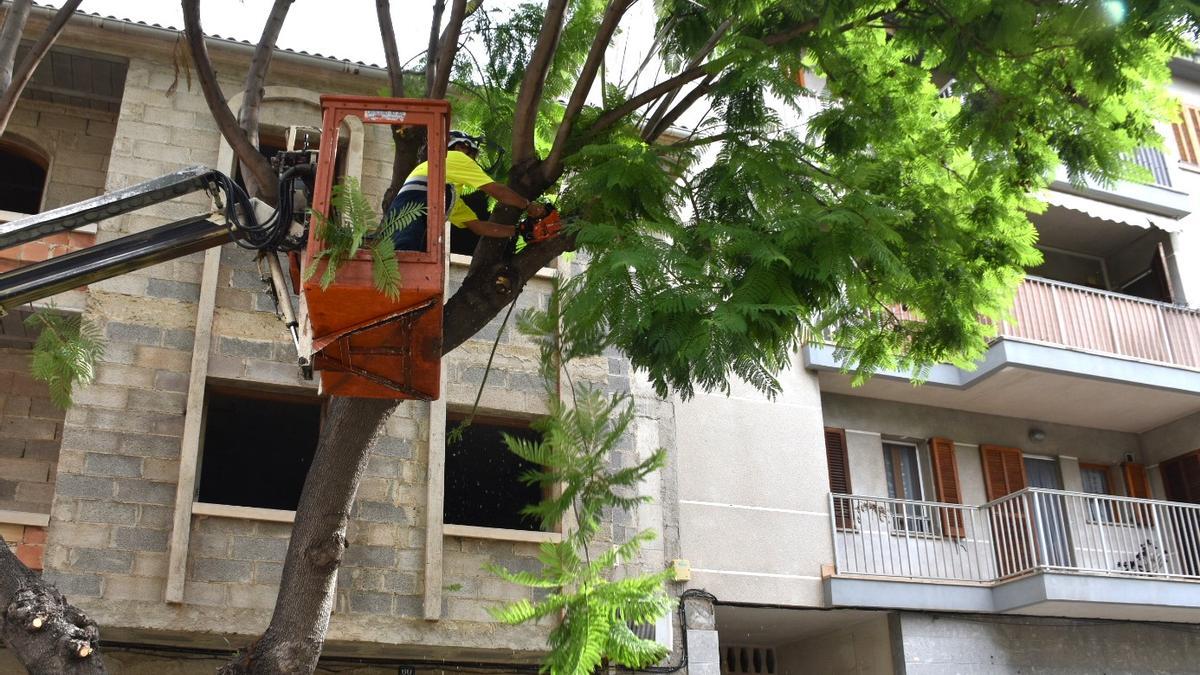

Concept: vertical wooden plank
[[164, 245, 222, 603]]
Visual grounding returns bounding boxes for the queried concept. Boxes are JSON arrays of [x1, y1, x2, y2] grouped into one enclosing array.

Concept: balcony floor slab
[[806, 339, 1200, 432], [826, 571, 1200, 623]]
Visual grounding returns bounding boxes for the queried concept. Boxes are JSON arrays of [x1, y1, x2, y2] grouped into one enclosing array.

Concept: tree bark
[[237, 0, 294, 200], [511, 0, 569, 166], [429, 0, 467, 100], [424, 0, 446, 98], [375, 0, 405, 99], [0, 539, 105, 674], [0, 0, 32, 94], [181, 0, 278, 203], [217, 397, 395, 674], [0, 0, 82, 137], [544, 0, 634, 178]]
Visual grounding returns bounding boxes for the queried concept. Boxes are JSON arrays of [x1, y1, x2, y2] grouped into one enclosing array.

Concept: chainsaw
[[517, 205, 564, 244]]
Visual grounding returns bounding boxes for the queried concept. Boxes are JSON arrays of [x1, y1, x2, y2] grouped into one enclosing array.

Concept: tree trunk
[[0, 0, 83, 137], [0, 539, 105, 674], [217, 397, 396, 674]]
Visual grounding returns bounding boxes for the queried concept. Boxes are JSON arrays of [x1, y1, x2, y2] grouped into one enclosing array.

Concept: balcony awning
[[1041, 189, 1186, 233]]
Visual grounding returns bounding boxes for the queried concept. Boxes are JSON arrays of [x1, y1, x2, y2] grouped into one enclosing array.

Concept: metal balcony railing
[[831, 489, 1200, 584], [997, 276, 1200, 370]]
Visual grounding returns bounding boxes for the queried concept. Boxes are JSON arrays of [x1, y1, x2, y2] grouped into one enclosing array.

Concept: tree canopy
[[448, 0, 1194, 396]]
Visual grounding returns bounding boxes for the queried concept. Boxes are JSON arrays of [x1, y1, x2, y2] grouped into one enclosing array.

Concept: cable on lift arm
[[210, 164, 313, 252]]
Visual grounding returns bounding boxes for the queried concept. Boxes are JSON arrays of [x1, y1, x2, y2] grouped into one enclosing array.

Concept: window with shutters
[[1172, 104, 1200, 166], [824, 427, 854, 529], [980, 445, 1033, 575]]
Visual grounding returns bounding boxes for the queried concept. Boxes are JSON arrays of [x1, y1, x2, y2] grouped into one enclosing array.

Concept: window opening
[[1080, 463, 1116, 522], [883, 441, 930, 533], [0, 140, 47, 215], [443, 414, 545, 531], [197, 384, 322, 511]]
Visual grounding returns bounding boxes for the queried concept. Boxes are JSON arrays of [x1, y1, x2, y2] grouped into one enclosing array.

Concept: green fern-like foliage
[[488, 281, 672, 675], [24, 310, 105, 409], [303, 176, 424, 300]]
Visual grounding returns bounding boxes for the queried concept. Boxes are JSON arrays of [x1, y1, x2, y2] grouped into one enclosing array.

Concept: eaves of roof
[[28, 1, 388, 74]]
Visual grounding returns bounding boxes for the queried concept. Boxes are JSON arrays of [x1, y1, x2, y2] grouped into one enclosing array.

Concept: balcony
[[826, 490, 1200, 621], [805, 276, 1200, 432], [990, 276, 1200, 369]]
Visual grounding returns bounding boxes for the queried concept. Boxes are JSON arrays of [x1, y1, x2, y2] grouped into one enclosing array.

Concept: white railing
[[831, 489, 1200, 584]]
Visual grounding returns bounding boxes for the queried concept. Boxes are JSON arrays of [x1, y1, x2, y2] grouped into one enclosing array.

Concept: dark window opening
[[443, 415, 545, 531], [197, 384, 322, 511], [0, 141, 47, 214]]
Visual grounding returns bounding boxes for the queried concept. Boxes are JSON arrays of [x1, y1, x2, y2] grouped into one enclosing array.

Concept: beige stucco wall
[[822, 393, 1143, 503], [671, 359, 831, 607]]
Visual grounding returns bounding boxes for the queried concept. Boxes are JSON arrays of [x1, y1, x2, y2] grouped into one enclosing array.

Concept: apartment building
[[2, 5, 1199, 675], [674, 59, 1200, 675]]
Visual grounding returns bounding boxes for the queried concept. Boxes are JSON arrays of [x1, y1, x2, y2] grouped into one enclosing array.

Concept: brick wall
[[0, 346, 64, 514], [1, 523, 46, 571]]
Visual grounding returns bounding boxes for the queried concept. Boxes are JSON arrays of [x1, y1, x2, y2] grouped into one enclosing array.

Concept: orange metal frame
[[300, 95, 450, 400]]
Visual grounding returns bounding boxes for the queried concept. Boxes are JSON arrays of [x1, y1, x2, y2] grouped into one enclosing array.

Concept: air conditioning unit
[[629, 611, 674, 655]]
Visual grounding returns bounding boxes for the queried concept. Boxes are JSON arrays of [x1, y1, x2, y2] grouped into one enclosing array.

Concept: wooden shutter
[[929, 437, 964, 538], [824, 427, 853, 529], [981, 445, 1032, 575], [1123, 463, 1151, 499], [1161, 450, 1200, 504], [980, 445, 1027, 499], [1172, 105, 1200, 165]]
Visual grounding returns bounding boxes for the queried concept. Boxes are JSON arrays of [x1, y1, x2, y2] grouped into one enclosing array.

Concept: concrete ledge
[[191, 502, 295, 523], [827, 572, 1200, 620], [0, 509, 50, 527], [442, 523, 561, 544]]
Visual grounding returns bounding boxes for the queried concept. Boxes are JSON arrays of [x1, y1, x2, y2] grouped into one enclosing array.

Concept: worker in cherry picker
[[386, 130, 547, 251]]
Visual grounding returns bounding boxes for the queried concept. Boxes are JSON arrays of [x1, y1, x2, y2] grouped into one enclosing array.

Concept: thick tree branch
[[237, 0, 293, 200], [181, 0, 278, 202], [0, 0, 81, 136], [544, 0, 636, 178], [511, 0, 569, 166], [430, 0, 467, 99], [376, 0, 406, 97], [0, 0, 32, 94], [0, 539, 105, 673], [641, 18, 730, 141], [424, 0, 446, 97], [443, 233, 575, 353]]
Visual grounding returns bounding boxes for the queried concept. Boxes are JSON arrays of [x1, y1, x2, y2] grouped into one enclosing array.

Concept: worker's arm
[[479, 182, 548, 218], [464, 219, 517, 239]]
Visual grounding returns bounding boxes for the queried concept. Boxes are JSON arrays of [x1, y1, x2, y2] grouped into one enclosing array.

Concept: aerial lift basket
[[299, 96, 449, 400]]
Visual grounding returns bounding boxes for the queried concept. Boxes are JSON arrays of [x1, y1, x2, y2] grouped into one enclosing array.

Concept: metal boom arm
[[0, 166, 245, 316]]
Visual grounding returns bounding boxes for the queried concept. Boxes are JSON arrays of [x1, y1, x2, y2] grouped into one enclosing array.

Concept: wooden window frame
[[824, 427, 854, 530]]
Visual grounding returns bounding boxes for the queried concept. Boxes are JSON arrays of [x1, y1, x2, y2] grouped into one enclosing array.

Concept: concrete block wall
[[0, 346, 64, 514], [31, 24, 661, 658], [895, 612, 1200, 674]]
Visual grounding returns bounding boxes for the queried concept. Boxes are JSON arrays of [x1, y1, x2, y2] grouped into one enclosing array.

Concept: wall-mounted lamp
[[1028, 428, 1047, 442]]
